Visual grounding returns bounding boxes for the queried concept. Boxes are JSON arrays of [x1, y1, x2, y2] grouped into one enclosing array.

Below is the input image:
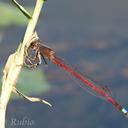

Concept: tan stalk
[[0, 0, 45, 128]]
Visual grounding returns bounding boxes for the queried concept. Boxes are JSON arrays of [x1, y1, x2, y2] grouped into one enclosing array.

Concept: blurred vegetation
[[0, 68, 51, 99], [15, 69, 51, 98], [0, 2, 33, 27]]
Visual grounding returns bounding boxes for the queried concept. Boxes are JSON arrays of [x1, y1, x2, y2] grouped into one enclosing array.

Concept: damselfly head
[[30, 41, 39, 51]]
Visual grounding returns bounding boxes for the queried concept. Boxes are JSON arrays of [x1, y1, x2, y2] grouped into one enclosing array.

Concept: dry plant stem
[[0, 0, 45, 128]]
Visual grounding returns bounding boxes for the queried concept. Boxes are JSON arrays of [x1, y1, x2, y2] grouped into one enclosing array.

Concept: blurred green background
[[0, 0, 128, 128]]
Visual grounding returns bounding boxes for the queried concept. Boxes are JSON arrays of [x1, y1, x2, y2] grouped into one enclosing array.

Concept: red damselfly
[[26, 37, 128, 118]]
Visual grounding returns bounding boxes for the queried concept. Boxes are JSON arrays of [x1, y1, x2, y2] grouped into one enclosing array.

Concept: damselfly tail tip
[[122, 108, 128, 118]]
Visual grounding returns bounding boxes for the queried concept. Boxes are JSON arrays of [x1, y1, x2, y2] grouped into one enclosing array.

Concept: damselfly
[[25, 37, 128, 118]]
